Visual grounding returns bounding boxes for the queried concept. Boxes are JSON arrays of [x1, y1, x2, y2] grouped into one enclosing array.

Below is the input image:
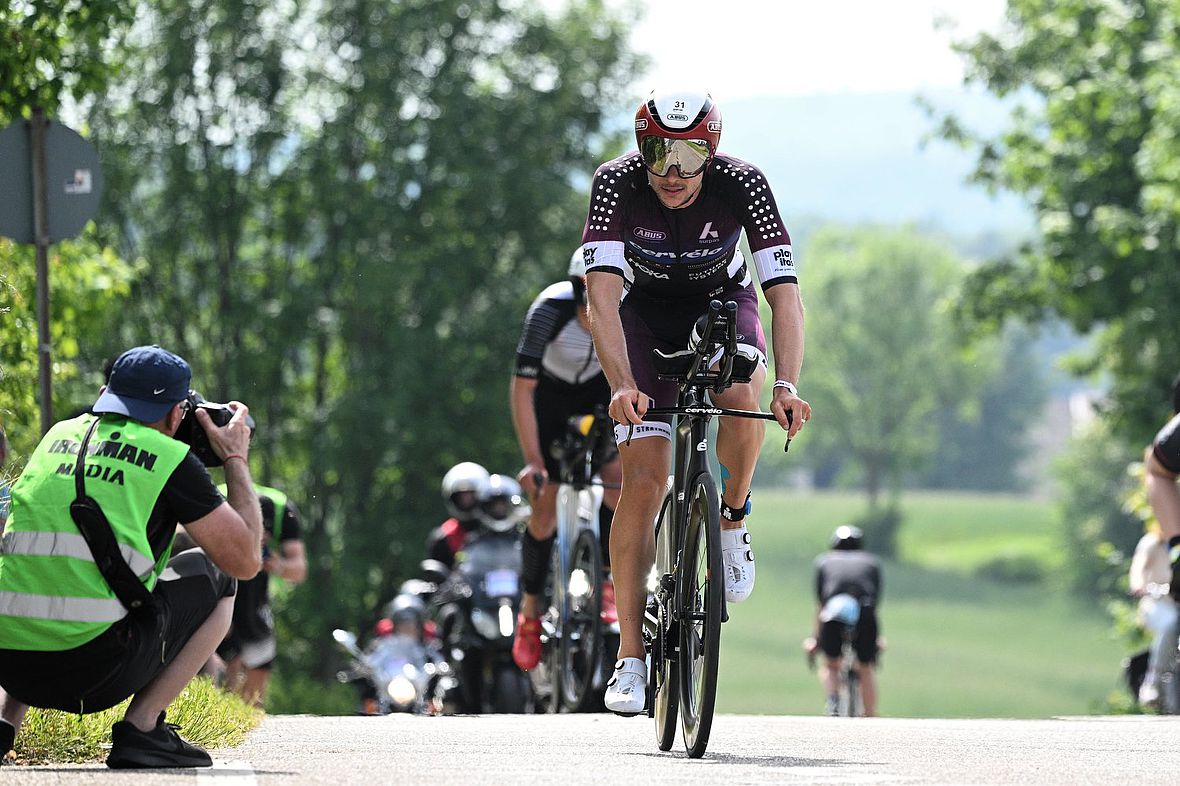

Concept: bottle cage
[[69, 417, 157, 616]]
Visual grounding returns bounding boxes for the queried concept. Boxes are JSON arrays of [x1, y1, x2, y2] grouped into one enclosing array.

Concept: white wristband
[[773, 380, 798, 397]]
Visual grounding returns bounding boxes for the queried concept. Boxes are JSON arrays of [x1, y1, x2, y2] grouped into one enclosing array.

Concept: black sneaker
[[1, 719, 15, 762], [106, 712, 212, 769]]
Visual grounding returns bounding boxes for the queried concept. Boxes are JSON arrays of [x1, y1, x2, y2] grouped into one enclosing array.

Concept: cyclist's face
[[647, 166, 704, 209]]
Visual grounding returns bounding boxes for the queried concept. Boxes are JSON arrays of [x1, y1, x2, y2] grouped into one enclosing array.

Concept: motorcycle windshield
[[458, 532, 522, 601]]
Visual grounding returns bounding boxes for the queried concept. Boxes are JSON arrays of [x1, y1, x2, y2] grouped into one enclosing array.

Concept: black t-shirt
[[814, 550, 882, 607]]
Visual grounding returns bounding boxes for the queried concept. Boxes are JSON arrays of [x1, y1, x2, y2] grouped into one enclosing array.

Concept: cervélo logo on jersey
[[634, 227, 667, 242]]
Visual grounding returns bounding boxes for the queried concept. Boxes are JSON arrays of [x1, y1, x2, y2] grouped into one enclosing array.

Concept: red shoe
[[512, 615, 542, 671], [600, 577, 618, 626]]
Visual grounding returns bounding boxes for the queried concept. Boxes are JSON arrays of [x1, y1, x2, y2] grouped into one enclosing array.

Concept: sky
[[620, 0, 1008, 101]]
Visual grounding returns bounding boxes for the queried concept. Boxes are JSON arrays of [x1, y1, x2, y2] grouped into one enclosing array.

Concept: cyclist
[[810, 525, 882, 716], [510, 248, 623, 672], [1128, 520, 1178, 707], [425, 462, 491, 570], [583, 88, 810, 714], [1145, 372, 1180, 600]]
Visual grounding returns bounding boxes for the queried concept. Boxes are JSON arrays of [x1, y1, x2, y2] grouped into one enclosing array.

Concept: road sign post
[[0, 112, 104, 433]]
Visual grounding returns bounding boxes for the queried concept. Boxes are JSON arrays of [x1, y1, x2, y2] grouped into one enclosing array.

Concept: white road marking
[[197, 759, 258, 785]]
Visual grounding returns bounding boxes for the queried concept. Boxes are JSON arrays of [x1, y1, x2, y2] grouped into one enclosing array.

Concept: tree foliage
[[764, 226, 994, 553], [945, 0, 1180, 439]]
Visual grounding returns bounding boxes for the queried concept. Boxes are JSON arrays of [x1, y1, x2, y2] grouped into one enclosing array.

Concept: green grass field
[[716, 490, 1123, 718]]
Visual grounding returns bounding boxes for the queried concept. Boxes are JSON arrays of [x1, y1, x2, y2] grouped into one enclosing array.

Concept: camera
[[174, 391, 255, 467]]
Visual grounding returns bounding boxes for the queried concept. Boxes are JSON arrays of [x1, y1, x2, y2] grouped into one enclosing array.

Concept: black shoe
[[1, 719, 15, 762], [107, 712, 212, 769]]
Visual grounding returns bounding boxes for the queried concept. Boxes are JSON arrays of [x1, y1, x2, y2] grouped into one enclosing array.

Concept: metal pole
[[30, 108, 53, 434]]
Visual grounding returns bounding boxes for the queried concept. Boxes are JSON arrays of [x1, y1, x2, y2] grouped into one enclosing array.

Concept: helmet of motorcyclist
[[386, 592, 427, 623], [568, 246, 588, 306], [634, 89, 721, 178], [477, 474, 528, 533], [441, 461, 490, 521], [831, 525, 865, 551]]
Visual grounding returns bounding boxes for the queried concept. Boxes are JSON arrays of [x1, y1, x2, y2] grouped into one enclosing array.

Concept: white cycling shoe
[[721, 525, 755, 602], [605, 657, 647, 716]]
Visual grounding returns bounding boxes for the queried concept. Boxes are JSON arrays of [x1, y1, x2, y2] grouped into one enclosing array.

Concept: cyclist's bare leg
[[1145, 449, 1180, 542], [601, 455, 623, 511], [612, 436, 670, 660], [519, 483, 558, 620], [711, 366, 767, 528], [856, 662, 878, 717], [820, 656, 841, 697]]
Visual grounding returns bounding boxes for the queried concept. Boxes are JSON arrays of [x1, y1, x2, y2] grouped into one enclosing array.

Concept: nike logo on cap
[[153, 388, 166, 395]]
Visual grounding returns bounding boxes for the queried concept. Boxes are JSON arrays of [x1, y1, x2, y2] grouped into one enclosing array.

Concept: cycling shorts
[[615, 285, 766, 443], [534, 373, 611, 479], [1153, 412, 1180, 475], [819, 605, 880, 665]]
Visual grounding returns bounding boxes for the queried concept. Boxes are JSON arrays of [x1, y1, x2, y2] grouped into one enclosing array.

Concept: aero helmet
[[634, 89, 722, 177], [831, 525, 865, 551], [441, 461, 490, 519]]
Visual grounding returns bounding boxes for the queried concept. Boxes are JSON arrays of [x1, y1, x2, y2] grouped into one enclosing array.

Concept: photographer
[[217, 482, 306, 708], [0, 345, 262, 769]]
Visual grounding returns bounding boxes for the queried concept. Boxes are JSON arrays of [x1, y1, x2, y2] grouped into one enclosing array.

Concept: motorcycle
[[331, 627, 450, 715], [428, 526, 532, 713]]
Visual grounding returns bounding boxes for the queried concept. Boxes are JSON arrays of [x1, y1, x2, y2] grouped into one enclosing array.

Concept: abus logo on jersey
[[634, 227, 667, 241]]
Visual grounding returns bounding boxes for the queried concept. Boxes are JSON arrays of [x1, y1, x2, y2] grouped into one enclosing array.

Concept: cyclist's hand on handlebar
[[771, 389, 811, 438], [516, 464, 548, 499], [609, 385, 651, 426]]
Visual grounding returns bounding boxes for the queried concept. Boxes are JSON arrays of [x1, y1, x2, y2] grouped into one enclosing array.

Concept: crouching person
[[0, 346, 263, 769]]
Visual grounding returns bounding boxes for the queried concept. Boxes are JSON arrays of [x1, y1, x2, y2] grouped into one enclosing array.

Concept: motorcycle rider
[[426, 462, 491, 569]]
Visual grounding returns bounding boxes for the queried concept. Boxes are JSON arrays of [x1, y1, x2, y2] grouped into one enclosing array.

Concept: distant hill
[[719, 88, 1034, 242]]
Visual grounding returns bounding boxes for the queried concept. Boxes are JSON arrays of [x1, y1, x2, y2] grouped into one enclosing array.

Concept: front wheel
[[678, 473, 722, 759], [558, 529, 603, 712], [651, 485, 679, 751]]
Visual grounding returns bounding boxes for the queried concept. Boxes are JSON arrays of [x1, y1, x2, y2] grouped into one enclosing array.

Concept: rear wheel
[[678, 473, 722, 759], [651, 486, 679, 751], [839, 646, 862, 717], [559, 529, 603, 712]]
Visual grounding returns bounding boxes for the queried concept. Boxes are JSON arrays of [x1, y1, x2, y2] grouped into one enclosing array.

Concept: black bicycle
[[637, 299, 791, 758]]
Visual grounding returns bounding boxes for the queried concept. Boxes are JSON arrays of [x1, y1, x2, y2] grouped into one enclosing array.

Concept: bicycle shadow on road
[[633, 751, 875, 768]]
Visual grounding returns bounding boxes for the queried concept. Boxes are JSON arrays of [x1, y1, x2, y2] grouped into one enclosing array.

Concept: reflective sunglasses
[[639, 137, 713, 177]]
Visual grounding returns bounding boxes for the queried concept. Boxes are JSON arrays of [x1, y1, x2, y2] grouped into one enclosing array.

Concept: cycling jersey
[[514, 281, 602, 386], [582, 152, 797, 298]]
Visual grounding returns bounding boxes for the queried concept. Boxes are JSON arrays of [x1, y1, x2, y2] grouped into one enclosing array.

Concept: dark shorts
[[535, 373, 612, 478], [1153, 412, 1180, 475], [819, 605, 880, 665], [619, 285, 766, 441], [0, 548, 236, 713]]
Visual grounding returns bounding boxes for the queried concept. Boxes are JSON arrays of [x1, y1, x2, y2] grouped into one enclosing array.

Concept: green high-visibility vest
[[217, 483, 287, 552], [0, 415, 189, 651]]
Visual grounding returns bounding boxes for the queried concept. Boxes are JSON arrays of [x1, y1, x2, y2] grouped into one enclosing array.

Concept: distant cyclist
[[426, 462, 491, 570], [582, 88, 811, 713], [510, 248, 622, 672], [810, 525, 882, 716], [1144, 372, 1180, 601]]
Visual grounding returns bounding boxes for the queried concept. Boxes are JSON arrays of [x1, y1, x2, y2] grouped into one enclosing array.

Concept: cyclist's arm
[[586, 271, 647, 424], [764, 282, 808, 435], [510, 375, 545, 481]]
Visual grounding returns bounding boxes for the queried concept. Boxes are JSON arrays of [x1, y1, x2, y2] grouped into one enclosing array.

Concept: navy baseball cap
[[93, 345, 192, 423]]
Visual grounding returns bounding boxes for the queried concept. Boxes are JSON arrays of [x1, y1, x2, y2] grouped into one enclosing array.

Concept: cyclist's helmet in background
[[568, 246, 588, 306], [831, 525, 864, 551], [441, 461, 490, 520], [478, 474, 528, 532], [634, 89, 722, 178]]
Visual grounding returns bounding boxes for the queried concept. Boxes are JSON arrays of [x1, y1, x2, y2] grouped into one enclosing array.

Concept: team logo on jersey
[[634, 227, 667, 241], [699, 222, 719, 241], [583, 247, 597, 265], [633, 262, 670, 280], [774, 248, 793, 266]]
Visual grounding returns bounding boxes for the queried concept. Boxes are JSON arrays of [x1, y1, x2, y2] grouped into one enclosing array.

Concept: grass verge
[[10, 677, 262, 765]]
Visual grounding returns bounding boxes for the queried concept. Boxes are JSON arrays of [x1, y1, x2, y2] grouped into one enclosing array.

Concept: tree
[[940, 0, 1180, 440], [766, 226, 993, 554]]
